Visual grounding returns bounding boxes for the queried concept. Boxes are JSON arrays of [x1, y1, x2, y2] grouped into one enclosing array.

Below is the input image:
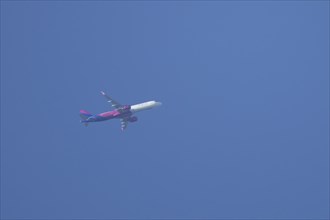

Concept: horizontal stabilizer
[[79, 110, 92, 120]]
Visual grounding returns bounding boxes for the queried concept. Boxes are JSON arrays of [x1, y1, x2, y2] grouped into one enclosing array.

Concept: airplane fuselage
[[82, 101, 161, 123]]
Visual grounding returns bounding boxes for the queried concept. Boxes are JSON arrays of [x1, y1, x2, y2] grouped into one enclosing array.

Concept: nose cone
[[155, 101, 162, 107]]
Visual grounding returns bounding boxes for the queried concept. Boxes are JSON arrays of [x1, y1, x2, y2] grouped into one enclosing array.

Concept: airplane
[[79, 91, 162, 130]]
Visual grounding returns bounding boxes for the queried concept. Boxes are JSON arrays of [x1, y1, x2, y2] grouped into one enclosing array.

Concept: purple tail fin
[[79, 110, 92, 120]]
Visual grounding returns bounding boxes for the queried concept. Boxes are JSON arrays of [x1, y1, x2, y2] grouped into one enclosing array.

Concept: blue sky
[[1, 1, 329, 219]]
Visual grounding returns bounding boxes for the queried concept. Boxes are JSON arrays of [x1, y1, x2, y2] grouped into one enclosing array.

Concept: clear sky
[[1, 1, 329, 219]]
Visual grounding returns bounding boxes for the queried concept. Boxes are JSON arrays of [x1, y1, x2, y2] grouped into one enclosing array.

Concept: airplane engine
[[128, 116, 138, 122], [120, 105, 131, 111]]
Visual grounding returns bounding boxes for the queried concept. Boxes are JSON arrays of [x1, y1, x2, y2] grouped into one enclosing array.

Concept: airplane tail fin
[[79, 110, 92, 126], [80, 110, 92, 119]]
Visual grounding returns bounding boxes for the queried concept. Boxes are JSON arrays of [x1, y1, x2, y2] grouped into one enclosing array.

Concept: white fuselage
[[130, 101, 162, 113]]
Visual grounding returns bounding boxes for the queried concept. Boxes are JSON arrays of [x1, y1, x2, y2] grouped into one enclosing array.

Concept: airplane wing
[[100, 91, 122, 109], [120, 118, 128, 131]]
